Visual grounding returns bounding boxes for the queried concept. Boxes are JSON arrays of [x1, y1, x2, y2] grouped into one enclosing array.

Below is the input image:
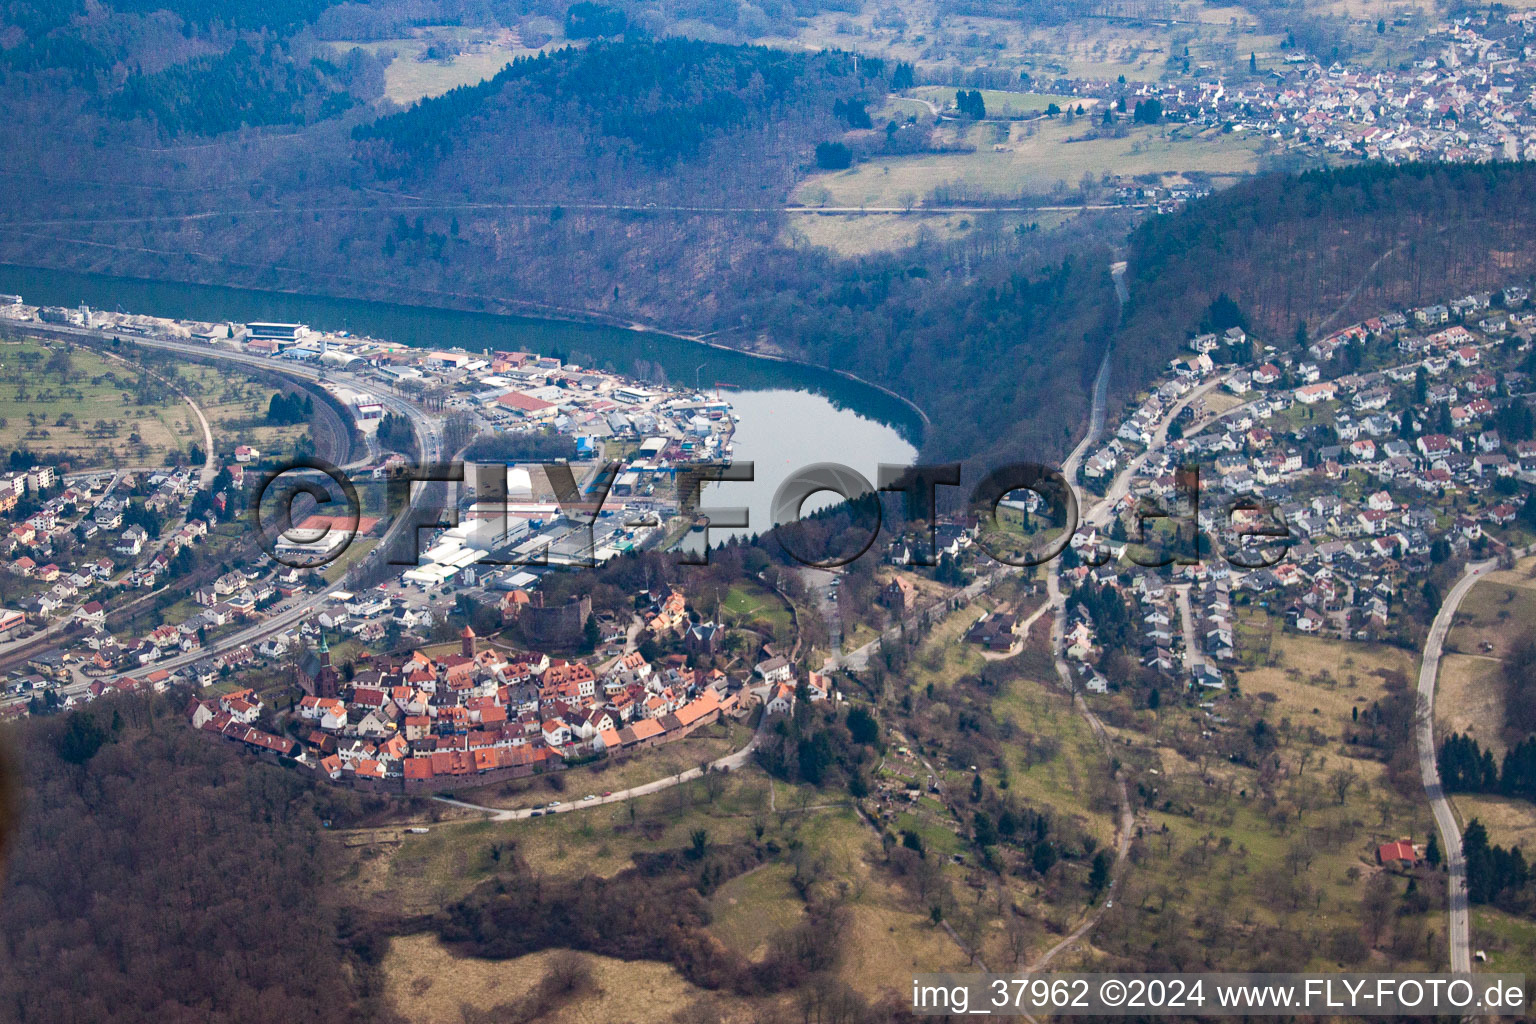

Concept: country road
[[1084, 372, 1228, 532], [1024, 260, 1135, 972], [1415, 555, 1499, 974], [435, 712, 770, 821], [0, 200, 1144, 232], [833, 261, 1137, 969]]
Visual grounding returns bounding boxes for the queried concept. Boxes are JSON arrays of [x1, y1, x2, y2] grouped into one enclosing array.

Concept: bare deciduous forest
[[0, 697, 402, 1024], [1118, 162, 1536, 379]]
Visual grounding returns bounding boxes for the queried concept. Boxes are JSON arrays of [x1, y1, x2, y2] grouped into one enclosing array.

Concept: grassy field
[[1445, 563, 1536, 659], [782, 207, 1073, 257], [707, 803, 974, 1001], [911, 86, 1098, 116], [1436, 654, 1507, 757], [1237, 632, 1418, 736], [361, 763, 981, 1015], [0, 340, 194, 465], [795, 119, 1265, 207], [1119, 744, 1442, 972], [380, 802, 970, 1020], [0, 338, 315, 469], [341, 771, 796, 914], [1009, 6, 1288, 81], [1471, 906, 1536, 974], [1434, 558, 1536, 856], [173, 359, 307, 454], [993, 670, 1119, 848], [708, 862, 805, 958], [383, 934, 770, 1024], [835, 890, 973, 999], [335, 27, 553, 106], [720, 580, 793, 640], [903, 599, 993, 691], [1452, 793, 1536, 855], [884, 96, 936, 120], [1089, 627, 1443, 970], [1202, 390, 1250, 418]]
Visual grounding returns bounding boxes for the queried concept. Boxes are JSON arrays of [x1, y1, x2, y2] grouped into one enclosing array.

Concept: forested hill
[[0, 31, 889, 314], [355, 40, 876, 177], [0, 741, 12, 872], [726, 239, 1122, 471], [1113, 161, 1536, 396], [0, 696, 400, 1024], [0, 0, 371, 136]]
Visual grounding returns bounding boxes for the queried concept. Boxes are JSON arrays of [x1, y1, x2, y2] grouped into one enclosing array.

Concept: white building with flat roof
[[245, 322, 309, 341]]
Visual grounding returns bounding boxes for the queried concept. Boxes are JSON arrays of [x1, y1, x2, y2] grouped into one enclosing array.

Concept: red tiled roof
[[496, 391, 555, 412]]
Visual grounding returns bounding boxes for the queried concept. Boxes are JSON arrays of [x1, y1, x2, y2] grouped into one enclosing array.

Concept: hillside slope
[[1113, 162, 1536, 401]]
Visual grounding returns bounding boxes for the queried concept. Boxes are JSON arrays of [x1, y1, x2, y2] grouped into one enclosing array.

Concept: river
[[0, 264, 918, 538]]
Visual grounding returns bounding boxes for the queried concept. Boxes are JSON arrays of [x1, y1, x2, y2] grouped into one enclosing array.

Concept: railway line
[[0, 321, 444, 686]]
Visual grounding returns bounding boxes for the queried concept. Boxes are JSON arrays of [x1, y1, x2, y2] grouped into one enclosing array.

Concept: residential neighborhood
[[1065, 282, 1535, 703]]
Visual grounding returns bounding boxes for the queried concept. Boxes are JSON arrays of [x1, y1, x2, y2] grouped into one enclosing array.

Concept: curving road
[[10, 324, 447, 691], [100, 335, 445, 683], [434, 712, 771, 821], [0, 351, 219, 666], [1415, 555, 1498, 974], [1024, 262, 1136, 972]]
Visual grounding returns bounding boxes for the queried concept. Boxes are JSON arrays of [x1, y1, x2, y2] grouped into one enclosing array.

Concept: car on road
[[582, 794, 596, 801], [547, 801, 561, 809]]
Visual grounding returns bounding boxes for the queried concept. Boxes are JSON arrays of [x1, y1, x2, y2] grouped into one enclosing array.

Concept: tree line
[[755, 693, 880, 793], [353, 40, 879, 171], [1463, 819, 1530, 908], [1115, 161, 1536, 417], [1438, 732, 1536, 803], [267, 389, 314, 425]]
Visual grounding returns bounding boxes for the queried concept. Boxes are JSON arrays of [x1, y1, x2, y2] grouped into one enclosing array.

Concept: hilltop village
[[1109, 14, 1536, 166], [1062, 284, 1535, 702], [183, 620, 799, 793]]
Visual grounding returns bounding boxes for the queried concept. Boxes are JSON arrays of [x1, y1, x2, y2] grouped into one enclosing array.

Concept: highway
[[12, 324, 447, 692]]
